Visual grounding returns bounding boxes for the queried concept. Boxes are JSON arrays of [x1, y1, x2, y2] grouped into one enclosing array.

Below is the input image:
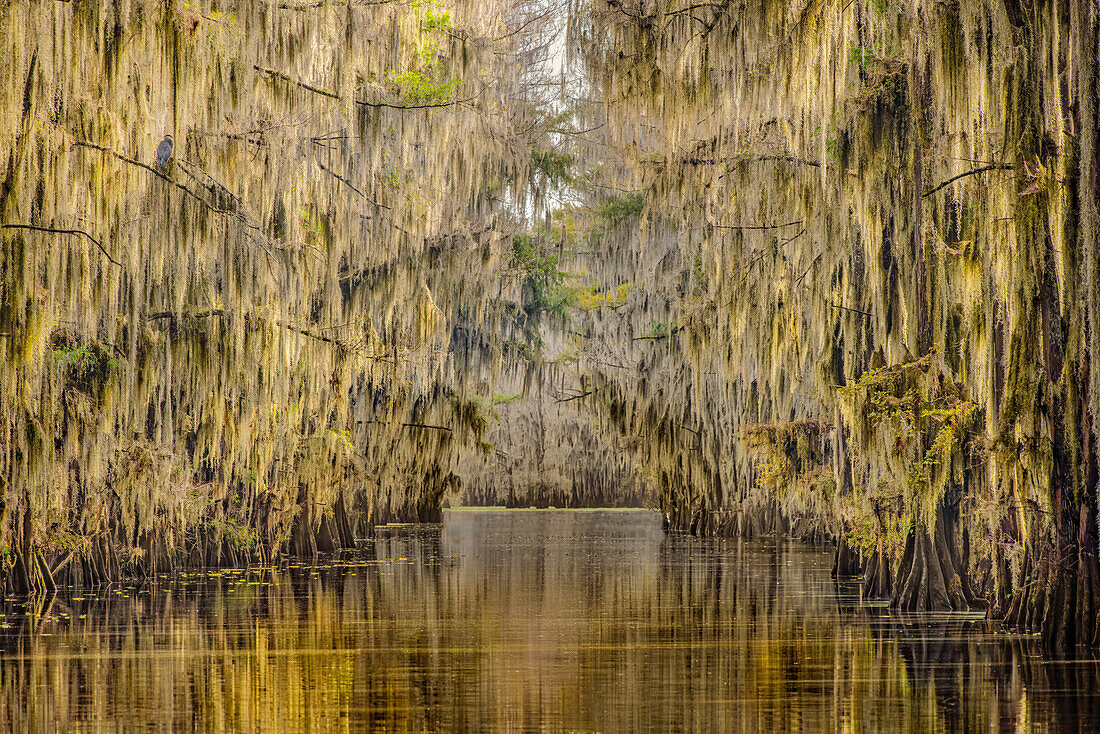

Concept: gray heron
[[155, 134, 174, 173]]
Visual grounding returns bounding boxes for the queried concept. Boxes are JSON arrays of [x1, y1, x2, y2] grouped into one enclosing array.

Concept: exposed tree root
[[892, 503, 981, 612]]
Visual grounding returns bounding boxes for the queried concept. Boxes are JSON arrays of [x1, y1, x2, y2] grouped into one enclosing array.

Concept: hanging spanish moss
[[555, 0, 1100, 651], [0, 0, 565, 591], [3, 0, 1100, 655]]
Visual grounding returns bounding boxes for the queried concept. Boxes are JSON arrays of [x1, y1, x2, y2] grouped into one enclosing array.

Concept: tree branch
[[923, 164, 1013, 197], [634, 326, 683, 340], [254, 65, 339, 99], [1, 224, 120, 266], [145, 309, 352, 350], [555, 388, 598, 403], [145, 309, 225, 321], [714, 219, 803, 231], [71, 141, 250, 223], [276, 0, 397, 8], [365, 420, 453, 432], [314, 157, 390, 209], [255, 64, 476, 110], [833, 303, 873, 318], [685, 154, 821, 168], [355, 92, 480, 110]]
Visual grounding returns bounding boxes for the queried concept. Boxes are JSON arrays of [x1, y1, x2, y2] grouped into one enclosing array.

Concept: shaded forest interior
[[1, 0, 1099, 651]]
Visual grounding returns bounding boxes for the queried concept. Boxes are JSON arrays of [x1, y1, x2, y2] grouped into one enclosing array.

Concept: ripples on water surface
[[1, 508, 1099, 732]]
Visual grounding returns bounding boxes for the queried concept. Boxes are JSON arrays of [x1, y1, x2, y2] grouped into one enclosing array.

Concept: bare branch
[[833, 304, 873, 318], [1, 224, 120, 266], [255, 64, 478, 110], [356, 92, 481, 110], [555, 388, 598, 403], [145, 310, 225, 321], [365, 420, 453, 432], [685, 154, 821, 168], [923, 164, 1013, 197], [314, 157, 391, 209], [276, 0, 397, 8], [145, 309, 353, 350], [71, 141, 248, 222], [254, 65, 339, 99], [713, 220, 802, 231], [634, 326, 683, 340]]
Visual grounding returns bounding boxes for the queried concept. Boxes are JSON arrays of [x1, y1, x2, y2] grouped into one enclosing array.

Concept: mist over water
[[0, 510, 1096, 732]]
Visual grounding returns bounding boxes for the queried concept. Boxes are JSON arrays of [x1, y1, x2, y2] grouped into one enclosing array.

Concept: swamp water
[[0, 508, 1098, 732]]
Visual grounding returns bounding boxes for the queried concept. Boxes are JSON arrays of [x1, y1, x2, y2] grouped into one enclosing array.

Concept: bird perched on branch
[[155, 134, 174, 173]]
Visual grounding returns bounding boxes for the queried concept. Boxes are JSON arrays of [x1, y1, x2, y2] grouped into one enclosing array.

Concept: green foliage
[[384, 70, 460, 105], [635, 320, 680, 340], [501, 338, 533, 359], [209, 517, 259, 551], [843, 39, 906, 116], [45, 527, 87, 555], [839, 352, 981, 526], [741, 420, 834, 499], [451, 394, 494, 437], [810, 111, 845, 160], [491, 392, 524, 405], [692, 250, 707, 291], [593, 193, 645, 222], [848, 42, 895, 71], [422, 10, 452, 32], [298, 208, 327, 247], [575, 281, 633, 311], [531, 149, 575, 186], [840, 483, 911, 559], [50, 334, 116, 395], [510, 234, 575, 323], [382, 5, 462, 106]]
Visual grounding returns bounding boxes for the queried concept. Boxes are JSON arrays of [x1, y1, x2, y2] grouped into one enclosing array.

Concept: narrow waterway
[[1, 509, 1098, 732]]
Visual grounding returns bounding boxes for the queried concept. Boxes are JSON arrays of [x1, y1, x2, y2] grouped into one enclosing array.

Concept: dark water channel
[[1, 508, 1099, 732]]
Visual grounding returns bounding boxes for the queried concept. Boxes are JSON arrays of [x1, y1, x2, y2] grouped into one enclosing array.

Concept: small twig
[[145, 309, 352, 350], [355, 91, 481, 110], [683, 154, 821, 168], [780, 228, 807, 246], [366, 420, 453, 432], [714, 219, 803, 231], [277, 0, 397, 8], [555, 388, 598, 403], [145, 309, 225, 321], [1, 224, 120, 266], [255, 64, 477, 110], [282, 322, 348, 348], [254, 65, 339, 99], [402, 422, 453, 433], [923, 164, 1013, 197], [491, 5, 556, 41], [665, 3, 728, 19], [833, 304, 873, 318], [314, 158, 391, 209], [634, 326, 683, 340], [795, 252, 823, 286]]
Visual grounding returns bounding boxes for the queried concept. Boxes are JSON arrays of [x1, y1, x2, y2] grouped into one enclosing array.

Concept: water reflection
[[0, 509, 1097, 732]]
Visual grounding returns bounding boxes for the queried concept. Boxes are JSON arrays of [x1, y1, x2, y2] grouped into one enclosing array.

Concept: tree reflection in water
[[0, 510, 1096, 732]]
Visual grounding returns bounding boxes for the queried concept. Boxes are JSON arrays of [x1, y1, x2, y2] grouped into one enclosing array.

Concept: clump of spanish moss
[[0, 0, 569, 591]]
